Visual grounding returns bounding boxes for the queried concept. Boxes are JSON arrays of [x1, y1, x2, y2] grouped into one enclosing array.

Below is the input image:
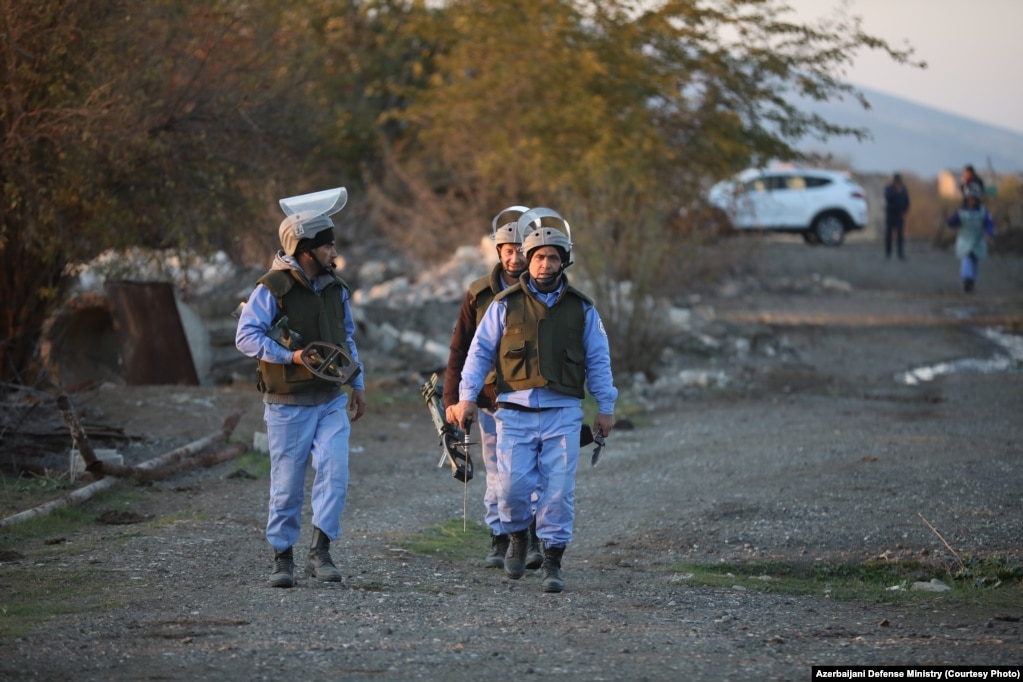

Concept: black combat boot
[[484, 533, 510, 568], [541, 544, 565, 593], [269, 547, 295, 588], [504, 529, 529, 579], [306, 527, 343, 582], [525, 520, 543, 570]]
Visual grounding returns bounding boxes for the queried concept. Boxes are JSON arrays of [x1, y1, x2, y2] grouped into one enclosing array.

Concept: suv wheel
[[814, 213, 846, 246]]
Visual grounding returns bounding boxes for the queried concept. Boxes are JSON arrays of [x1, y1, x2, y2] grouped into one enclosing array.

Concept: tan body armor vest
[[493, 277, 589, 399]]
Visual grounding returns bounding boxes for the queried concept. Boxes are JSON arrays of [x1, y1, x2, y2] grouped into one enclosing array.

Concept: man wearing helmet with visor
[[451, 208, 618, 593], [235, 186, 367, 588], [442, 206, 544, 570]]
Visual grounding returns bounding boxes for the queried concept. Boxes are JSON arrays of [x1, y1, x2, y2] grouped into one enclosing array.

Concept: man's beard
[[312, 253, 335, 275]]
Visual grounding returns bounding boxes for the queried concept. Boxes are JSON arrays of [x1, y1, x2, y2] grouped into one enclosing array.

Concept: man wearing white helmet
[[442, 206, 543, 571], [451, 208, 618, 593], [235, 187, 367, 588]]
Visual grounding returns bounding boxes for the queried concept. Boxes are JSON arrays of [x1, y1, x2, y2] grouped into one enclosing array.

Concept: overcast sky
[[781, 0, 1023, 135]]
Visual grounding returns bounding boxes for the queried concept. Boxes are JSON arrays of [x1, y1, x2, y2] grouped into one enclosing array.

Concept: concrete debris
[[54, 242, 1014, 405]]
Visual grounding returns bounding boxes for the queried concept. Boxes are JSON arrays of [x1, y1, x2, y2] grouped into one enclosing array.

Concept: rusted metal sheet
[[104, 280, 199, 385]]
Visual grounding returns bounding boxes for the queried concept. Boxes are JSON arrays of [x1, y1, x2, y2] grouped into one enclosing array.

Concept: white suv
[[708, 167, 868, 246]]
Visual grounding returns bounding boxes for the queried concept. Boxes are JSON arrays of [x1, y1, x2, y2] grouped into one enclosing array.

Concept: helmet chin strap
[[532, 272, 561, 288]]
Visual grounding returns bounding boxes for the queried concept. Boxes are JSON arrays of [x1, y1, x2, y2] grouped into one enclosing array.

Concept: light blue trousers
[[478, 408, 500, 533], [960, 254, 979, 281], [494, 405, 583, 547], [264, 393, 351, 552], [480, 408, 540, 535]]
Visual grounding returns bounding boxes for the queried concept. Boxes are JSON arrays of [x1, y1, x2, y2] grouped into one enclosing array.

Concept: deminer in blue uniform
[[235, 186, 367, 588], [946, 184, 996, 293], [450, 208, 617, 593], [442, 206, 544, 570]]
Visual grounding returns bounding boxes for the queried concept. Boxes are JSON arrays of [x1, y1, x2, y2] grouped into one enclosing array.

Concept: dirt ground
[[2, 236, 1022, 681]]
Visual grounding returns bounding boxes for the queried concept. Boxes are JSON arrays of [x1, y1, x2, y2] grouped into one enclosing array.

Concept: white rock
[[910, 579, 952, 592], [820, 276, 852, 293]]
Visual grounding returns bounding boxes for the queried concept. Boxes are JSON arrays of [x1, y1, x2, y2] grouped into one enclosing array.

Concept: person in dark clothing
[[883, 172, 910, 260], [960, 164, 985, 207]]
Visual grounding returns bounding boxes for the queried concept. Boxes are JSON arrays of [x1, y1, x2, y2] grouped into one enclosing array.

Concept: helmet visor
[[279, 187, 348, 218]]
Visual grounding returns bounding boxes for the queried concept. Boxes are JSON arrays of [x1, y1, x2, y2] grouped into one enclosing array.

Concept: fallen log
[[92, 408, 242, 480], [0, 477, 119, 528], [56, 393, 101, 474], [136, 442, 248, 482], [0, 409, 246, 528], [13, 427, 131, 440]]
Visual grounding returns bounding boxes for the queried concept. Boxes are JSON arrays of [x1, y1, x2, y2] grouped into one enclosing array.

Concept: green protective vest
[[468, 265, 504, 389], [256, 269, 351, 395], [468, 264, 502, 326], [493, 276, 590, 398]]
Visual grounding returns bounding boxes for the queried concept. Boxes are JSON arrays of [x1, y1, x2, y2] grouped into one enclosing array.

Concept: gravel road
[[2, 237, 1022, 681]]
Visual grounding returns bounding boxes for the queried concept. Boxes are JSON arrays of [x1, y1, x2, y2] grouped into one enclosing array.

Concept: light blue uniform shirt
[[459, 279, 617, 413]]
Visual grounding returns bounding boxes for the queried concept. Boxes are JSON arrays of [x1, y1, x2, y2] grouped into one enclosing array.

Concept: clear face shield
[[518, 208, 573, 286], [278, 187, 347, 262], [279, 187, 348, 221], [491, 205, 530, 237]]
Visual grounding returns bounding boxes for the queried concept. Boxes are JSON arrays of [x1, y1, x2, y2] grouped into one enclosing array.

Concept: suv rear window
[[804, 176, 832, 188]]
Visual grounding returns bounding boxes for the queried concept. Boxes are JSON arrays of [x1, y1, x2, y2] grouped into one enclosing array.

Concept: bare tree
[[0, 0, 308, 383], [368, 0, 922, 374]]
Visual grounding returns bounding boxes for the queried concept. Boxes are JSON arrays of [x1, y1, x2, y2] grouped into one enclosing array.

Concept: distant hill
[[795, 87, 1023, 178]]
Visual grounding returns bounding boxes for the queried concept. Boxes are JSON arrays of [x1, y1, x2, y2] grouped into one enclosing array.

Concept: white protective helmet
[[277, 187, 348, 256], [518, 207, 573, 266], [491, 205, 531, 246]]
